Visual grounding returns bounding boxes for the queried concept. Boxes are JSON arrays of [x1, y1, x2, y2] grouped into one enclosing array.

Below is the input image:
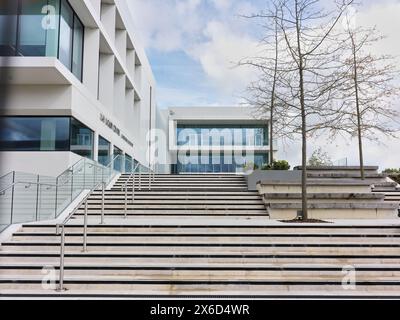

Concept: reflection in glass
[[70, 118, 93, 159], [113, 146, 123, 171], [98, 136, 110, 166], [0, 117, 70, 151], [177, 125, 269, 147], [125, 154, 133, 173], [0, 0, 18, 55], [1, 0, 83, 81], [72, 13, 83, 80], [59, 0, 73, 70]]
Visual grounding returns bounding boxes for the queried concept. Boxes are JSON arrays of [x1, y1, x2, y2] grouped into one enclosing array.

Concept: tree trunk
[[351, 34, 365, 180], [270, 107, 274, 165], [269, 19, 279, 166], [295, 0, 308, 220]]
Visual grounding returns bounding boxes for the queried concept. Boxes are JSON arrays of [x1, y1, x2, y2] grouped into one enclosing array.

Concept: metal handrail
[[56, 180, 106, 292], [0, 171, 13, 182], [55, 155, 155, 291], [121, 162, 141, 218], [0, 181, 58, 195]]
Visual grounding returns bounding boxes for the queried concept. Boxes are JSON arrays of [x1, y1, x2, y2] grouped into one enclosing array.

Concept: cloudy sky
[[127, 0, 400, 169]]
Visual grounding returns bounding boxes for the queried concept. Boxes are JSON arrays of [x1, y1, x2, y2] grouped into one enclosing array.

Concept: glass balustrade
[[0, 156, 126, 231]]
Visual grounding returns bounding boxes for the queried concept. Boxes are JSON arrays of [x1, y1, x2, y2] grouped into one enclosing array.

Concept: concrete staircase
[[258, 167, 399, 220], [79, 174, 267, 218], [1, 174, 400, 298]]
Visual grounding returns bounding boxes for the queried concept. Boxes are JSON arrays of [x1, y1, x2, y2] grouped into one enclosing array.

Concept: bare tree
[[333, 13, 400, 179], [239, 2, 282, 165], [241, 0, 354, 220]]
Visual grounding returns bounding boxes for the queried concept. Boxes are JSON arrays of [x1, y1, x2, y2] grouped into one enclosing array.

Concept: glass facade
[[98, 135, 110, 166], [113, 146, 123, 171], [0, 117, 70, 151], [175, 125, 269, 173], [125, 154, 133, 173], [0, 117, 94, 160], [0, 0, 84, 81], [177, 125, 268, 147], [70, 118, 93, 159], [176, 151, 268, 173]]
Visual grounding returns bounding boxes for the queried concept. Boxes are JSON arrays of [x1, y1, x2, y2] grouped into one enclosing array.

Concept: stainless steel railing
[[55, 156, 156, 291], [121, 162, 140, 218], [55, 154, 124, 291], [56, 180, 106, 292]]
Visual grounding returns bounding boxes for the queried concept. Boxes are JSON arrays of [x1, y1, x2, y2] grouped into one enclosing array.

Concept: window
[[70, 118, 93, 159], [98, 136, 110, 166], [177, 125, 269, 146], [0, 0, 18, 56], [72, 14, 83, 80], [1, 0, 83, 81], [0, 117, 70, 151], [125, 154, 133, 173], [113, 146, 123, 171], [59, 0, 73, 70]]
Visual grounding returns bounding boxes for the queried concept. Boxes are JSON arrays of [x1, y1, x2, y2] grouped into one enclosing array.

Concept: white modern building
[[156, 106, 274, 174], [0, 0, 156, 177]]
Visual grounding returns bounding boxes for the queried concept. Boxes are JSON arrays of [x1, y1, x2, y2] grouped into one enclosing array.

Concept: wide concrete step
[[77, 204, 266, 210], [1, 287, 400, 299], [268, 203, 398, 210], [6, 236, 400, 245], [111, 187, 250, 191], [94, 191, 260, 195], [2, 253, 400, 265], [73, 210, 268, 216], [307, 173, 387, 179], [294, 166, 379, 172], [2, 269, 400, 279], [1, 278, 400, 293], [264, 193, 385, 200], [87, 200, 265, 205], [19, 224, 400, 235], [11, 230, 400, 239], [90, 196, 263, 201]]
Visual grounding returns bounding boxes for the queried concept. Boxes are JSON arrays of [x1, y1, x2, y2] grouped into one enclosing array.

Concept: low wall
[[245, 170, 301, 191]]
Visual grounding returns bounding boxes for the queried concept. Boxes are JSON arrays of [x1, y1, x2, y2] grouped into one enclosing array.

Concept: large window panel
[[72, 14, 83, 80], [0, 0, 18, 56], [18, 0, 48, 56], [59, 0, 73, 70], [45, 0, 61, 57], [70, 118, 93, 159], [98, 136, 110, 166], [113, 146, 123, 172], [0, 117, 70, 151]]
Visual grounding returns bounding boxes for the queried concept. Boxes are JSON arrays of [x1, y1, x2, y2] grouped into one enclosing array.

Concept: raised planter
[[245, 170, 301, 191]]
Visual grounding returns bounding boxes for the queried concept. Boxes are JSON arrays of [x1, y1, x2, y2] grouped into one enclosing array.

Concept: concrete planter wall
[[245, 170, 301, 191]]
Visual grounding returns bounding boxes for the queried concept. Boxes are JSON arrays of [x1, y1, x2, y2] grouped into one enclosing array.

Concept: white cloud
[[210, 0, 232, 11], [126, 0, 400, 168], [188, 20, 260, 96]]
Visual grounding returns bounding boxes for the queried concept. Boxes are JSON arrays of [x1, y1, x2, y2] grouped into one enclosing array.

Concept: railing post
[[132, 172, 135, 202], [101, 182, 105, 224], [83, 159, 86, 190], [149, 168, 152, 191], [124, 184, 128, 218], [55, 176, 59, 218], [57, 224, 66, 292], [10, 171, 15, 224], [35, 175, 40, 221], [83, 200, 88, 252], [139, 168, 142, 190]]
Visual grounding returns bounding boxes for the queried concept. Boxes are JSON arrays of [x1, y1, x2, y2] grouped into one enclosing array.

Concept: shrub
[[384, 168, 400, 184], [308, 148, 333, 167], [261, 160, 291, 171], [243, 162, 258, 171]]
